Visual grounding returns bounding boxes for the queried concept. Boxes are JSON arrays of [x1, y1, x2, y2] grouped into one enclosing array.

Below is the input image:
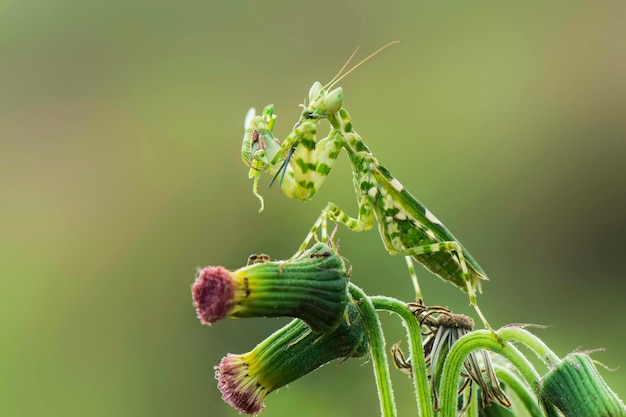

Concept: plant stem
[[371, 296, 434, 417], [498, 326, 560, 367], [467, 385, 479, 417], [493, 363, 543, 417], [438, 330, 543, 417], [349, 284, 397, 417]]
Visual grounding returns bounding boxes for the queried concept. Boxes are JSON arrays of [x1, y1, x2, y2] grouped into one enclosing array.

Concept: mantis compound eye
[[323, 87, 343, 115], [308, 81, 323, 102]]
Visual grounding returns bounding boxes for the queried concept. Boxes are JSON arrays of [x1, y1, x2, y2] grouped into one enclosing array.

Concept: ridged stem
[[349, 284, 397, 417], [370, 295, 434, 417]]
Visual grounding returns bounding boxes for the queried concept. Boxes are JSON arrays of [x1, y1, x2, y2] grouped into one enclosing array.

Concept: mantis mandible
[[241, 42, 492, 329]]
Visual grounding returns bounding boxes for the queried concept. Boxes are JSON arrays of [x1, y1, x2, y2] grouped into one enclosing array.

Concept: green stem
[[349, 284, 397, 417], [371, 296, 434, 417], [438, 330, 543, 417], [492, 363, 543, 417], [467, 385, 479, 417], [497, 326, 560, 367]]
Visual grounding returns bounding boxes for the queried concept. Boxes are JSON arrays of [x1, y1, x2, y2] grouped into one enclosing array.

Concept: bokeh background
[[2, 1, 625, 416]]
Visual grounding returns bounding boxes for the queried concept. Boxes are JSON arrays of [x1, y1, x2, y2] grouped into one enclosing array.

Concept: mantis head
[[300, 41, 399, 121], [302, 81, 344, 120]]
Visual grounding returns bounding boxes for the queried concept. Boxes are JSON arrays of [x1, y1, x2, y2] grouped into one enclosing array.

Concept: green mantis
[[241, 44, 492, 329]]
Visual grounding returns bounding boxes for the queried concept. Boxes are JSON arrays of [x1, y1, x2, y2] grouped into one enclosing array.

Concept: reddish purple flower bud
[[216, 354, 267, 416], [192, 266, 236, 325], [192, 243, 349, 333], [215, 303, 369, 415]]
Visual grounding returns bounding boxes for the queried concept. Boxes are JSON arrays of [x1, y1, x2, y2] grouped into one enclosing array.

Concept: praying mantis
[[240, 43, 492, 329]]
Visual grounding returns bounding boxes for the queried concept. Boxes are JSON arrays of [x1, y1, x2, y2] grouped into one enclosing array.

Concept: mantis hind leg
[[405, 256, 423, 301]]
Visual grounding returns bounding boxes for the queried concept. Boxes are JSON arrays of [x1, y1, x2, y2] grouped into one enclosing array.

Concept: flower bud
[[192, 243, 349, 333], [215, 302, 369, 415], [539, 352, 626, 417]]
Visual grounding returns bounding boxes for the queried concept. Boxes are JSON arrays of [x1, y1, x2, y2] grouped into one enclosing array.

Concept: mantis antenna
[[324, 40, 400, 91], [270, 41, 400, 189]]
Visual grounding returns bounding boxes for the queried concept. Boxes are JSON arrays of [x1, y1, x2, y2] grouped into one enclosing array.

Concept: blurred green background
[[2, 1, 625, 416]]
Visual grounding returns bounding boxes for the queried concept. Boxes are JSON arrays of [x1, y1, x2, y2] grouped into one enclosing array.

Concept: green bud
[[215, 302, 369, 415], [539, 352, 626, 417], [192, 243, 349, 333]]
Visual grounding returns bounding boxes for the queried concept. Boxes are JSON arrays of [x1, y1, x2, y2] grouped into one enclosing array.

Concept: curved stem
[[498, 326, 561, 367], [493, 363, 543, 417], [438, 330, 543, 417], [371, 296, 434, 417], [349, 284, 397, 417], [467, 385, 479, 417]]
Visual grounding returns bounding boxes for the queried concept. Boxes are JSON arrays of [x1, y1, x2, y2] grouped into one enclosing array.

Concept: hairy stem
[[371, 296, 434, 417], [438, 330, 542, 417], [498, 326, 560, 367], [349, 284, 397, 417]]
